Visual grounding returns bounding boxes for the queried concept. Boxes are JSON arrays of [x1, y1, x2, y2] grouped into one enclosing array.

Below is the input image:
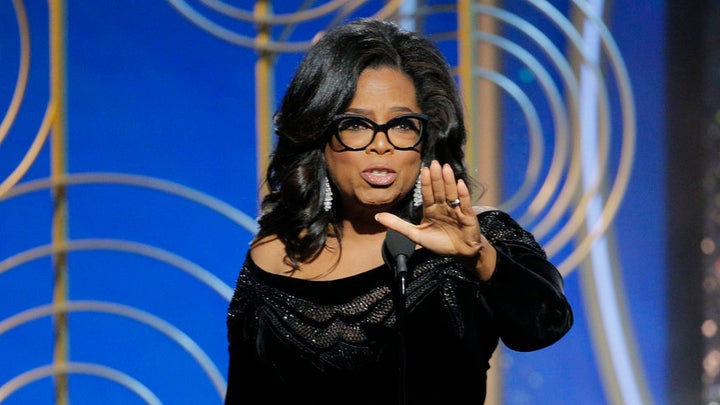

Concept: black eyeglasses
[[329, 113, 428, 151]]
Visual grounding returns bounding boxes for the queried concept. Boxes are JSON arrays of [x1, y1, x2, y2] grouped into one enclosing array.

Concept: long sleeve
[[225, 266, 265, 405], [477, 211, 573, 351], [225, 332, 259, 404]]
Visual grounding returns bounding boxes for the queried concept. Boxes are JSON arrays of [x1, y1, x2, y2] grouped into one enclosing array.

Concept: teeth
[[371, 170, 388, 175]]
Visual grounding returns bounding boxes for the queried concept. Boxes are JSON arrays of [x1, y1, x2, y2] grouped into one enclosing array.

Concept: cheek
[[327, 137, 344, 152], [401, 149, 423, 170], [405, 160, 423, 183], [324, 148, 355, 183]]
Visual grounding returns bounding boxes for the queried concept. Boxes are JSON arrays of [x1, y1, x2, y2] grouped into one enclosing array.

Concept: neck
[[339, 214, 387, 238]]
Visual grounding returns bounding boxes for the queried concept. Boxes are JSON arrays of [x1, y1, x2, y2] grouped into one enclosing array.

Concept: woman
[[225, 18, 572, 405]]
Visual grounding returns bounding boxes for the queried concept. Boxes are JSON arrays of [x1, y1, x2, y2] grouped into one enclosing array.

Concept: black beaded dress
[[225, 210, 573, 405]]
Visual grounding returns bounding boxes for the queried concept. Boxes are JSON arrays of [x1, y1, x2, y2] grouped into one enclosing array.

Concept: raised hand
[[375, 160, 497, 280]]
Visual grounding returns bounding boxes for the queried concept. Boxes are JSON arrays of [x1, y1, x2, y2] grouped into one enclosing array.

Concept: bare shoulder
[[250, 235, 293, 274]]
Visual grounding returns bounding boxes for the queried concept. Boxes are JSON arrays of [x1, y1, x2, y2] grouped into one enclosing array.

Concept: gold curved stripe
[[370, 0, 403, 19], [528, 62, 611, 245], [503, 0, 636, 277], [0, 300, 226, 400], [166, 0, 314, 52], [471, 65, 547, 217], [167, 0, 401, 53], [0, 238, 234, 300], [0, 172, 258, 232], [512, 2, 590, 236], [526, 116, 583, 239], [557, 38, 636, 276], [0, 362, 161, 404], [0, 0, 31, 146], [539, 80, 612, 257], [197, 0, 354, 24], [469, 5, 579, 227], [0, 102, 54, 199], [466, 1, 623, 271], [556, 3, 638, 276], [556, 112, 635, 275]]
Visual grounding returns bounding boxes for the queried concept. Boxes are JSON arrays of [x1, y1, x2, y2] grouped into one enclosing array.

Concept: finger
[[457, 179, 474, 215], [442, 164, 460, 207], [429, 160, 446, 205], [374, 212, 420, 242]]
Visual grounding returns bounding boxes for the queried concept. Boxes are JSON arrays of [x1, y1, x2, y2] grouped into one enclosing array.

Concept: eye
[[390, 117, 421, 133], [338, 117, 373, 132]]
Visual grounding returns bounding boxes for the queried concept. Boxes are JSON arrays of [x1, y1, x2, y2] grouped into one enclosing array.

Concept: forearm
[[480, 244, 572, 351], [458, 233, 497, 282]]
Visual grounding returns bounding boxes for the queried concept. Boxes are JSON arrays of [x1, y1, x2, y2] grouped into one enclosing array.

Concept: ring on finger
[[447, 198, 461, 207]]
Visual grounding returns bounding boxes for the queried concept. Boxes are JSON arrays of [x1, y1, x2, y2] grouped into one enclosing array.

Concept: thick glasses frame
[[329, 113, 428, 151]]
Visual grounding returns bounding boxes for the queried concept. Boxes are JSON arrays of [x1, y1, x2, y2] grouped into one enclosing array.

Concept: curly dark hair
[[254, 18, 470, 270]]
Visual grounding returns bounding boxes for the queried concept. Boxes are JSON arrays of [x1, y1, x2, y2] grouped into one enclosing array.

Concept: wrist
[[459, 237, 497, 281]]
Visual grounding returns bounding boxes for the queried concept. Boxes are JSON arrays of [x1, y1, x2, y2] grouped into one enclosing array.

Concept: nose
[[367, 130, 393, 154]]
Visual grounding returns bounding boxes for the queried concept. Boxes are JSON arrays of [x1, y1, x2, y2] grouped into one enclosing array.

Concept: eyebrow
[[343, 106, 417, 116]]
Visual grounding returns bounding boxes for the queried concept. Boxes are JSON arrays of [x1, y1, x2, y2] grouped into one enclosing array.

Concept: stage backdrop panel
[[0, 1, 666, 404]]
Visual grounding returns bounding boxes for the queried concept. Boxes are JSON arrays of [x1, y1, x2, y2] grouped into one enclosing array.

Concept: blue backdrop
[[0, 1, 666, 404]]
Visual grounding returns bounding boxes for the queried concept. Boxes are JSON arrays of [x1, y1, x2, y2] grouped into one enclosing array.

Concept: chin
[[359, 197, 401, 211]]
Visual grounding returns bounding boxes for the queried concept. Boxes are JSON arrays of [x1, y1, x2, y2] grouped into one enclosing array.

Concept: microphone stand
[[395, 254, 409, 405], [382, 229, 414, 405]]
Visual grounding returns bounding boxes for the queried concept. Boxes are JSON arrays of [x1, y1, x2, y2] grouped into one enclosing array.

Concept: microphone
[[382, 229, 416, 296], [382, 229, 415, 405]]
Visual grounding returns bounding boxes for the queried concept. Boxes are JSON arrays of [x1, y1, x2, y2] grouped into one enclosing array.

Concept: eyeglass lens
[[336, 116, 423, 149]]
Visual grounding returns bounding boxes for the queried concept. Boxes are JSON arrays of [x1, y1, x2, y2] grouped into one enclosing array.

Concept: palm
[[376, 160, 483, 258]]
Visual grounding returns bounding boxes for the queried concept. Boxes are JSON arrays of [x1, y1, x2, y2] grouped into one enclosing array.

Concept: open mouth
[[361, 168, 397, 186]]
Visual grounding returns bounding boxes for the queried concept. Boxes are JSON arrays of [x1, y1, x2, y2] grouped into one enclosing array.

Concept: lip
[[361, 165, 397, 186]]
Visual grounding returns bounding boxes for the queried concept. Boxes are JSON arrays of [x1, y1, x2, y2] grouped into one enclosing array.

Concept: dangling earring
[[412, 172, 423, 207], [323, 175, 333, 212]]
